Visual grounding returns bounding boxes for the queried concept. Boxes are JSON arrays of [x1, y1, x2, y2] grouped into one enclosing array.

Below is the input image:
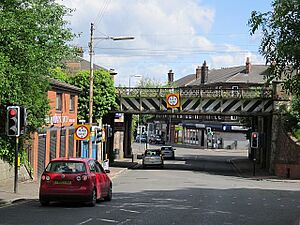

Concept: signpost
[[74, 124, 90, 141]]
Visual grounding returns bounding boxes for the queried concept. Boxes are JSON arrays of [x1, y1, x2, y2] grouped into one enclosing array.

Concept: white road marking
[[204, 210, 231, 215], [117, 219, 131, 225], [152, 198, 187, 202], [120, 209, 140, 214], [97, 218, 119, 223], [77, 218, 93, 225]]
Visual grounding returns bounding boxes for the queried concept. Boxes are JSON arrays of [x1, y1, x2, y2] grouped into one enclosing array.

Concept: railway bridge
[[103, 84, 287, 172]]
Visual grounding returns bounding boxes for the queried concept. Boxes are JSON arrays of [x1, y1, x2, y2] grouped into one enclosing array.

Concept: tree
[[0, 0, 75, 162], [68, 69, 117, 121], [248, 0, 300, 96]]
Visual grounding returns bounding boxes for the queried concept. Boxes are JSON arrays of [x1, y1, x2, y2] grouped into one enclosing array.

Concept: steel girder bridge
[[113, 87, 284, 116], [105, 86, 288, 172]]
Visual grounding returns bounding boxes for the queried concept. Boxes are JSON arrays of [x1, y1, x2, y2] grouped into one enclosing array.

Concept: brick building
[[31, 78, 81, 179]]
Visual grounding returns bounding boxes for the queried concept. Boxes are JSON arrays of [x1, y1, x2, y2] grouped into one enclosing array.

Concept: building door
[[50, 130, 57, 160], [60, 128, 66, 157], [37, 133, 46, 177], [68, 127, 75, 157]]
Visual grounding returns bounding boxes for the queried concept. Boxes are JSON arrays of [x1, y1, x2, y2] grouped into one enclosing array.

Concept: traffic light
[[6, 106, 20, 137], [251, 132, 259, 148], [108, 127, 113, 137], [102, 128, 106, 142]]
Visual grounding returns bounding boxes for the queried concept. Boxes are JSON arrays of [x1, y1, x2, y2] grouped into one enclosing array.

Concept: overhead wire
[[93, 0, 111, 36]]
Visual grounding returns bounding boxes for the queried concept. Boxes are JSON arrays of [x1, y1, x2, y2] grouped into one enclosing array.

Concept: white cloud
[[57, 0, 263, 85]]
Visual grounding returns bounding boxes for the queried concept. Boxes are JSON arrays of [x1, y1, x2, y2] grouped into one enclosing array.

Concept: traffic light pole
[[252, 148, 256, 176], [14, 137, 19, 193]]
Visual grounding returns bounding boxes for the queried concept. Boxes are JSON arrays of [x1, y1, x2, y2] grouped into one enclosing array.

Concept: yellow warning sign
[[166, 93, 180, 108], [74, 124, 90, 141]]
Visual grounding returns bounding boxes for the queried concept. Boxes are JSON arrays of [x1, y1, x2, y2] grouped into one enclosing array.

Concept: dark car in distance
[[149, 135, 165, 144], [39, 158, 112, 207], [135, 134, 147, 143]]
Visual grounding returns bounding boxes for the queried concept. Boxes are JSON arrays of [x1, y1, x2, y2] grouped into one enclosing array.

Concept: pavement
[[0, 156, 298, 207], [0, 159, 138, 207], [229, 158, 276, 179]]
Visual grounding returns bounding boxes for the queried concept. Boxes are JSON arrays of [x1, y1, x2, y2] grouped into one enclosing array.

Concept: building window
[[56, 93, 62, 111], [70, 95, 75, 112]]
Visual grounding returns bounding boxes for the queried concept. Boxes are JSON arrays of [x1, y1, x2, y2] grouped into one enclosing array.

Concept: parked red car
[[39, 158, 112, 206]]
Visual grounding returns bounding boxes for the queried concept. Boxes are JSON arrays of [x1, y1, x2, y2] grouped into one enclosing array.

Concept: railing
[[116, 87, 274, 99]]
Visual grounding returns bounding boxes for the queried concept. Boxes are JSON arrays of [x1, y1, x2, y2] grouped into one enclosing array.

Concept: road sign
[[166, 93, 180, 108], [74, 124, 90, 140]]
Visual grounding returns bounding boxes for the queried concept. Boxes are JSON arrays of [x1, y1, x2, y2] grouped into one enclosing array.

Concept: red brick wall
[[32, 89, 79, 180], [274, 124, 300, 179]]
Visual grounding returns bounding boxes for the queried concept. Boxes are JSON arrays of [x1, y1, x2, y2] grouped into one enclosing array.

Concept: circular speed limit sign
[[166, 93, 180, 108], [74, 124, 90, 140]]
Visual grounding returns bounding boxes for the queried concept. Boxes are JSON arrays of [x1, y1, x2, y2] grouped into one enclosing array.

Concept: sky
[[58, 0, 272, 87]]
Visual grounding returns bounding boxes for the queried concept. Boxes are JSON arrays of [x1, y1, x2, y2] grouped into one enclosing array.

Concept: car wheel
[[40, 199, 49, 206], [160, 164, 164, 169], [89, 188, 97, 207], [104, 183, 112, 201], [142, 164, 147, 169]]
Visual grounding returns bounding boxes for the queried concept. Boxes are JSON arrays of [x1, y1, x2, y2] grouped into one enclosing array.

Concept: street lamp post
[[88, 22, 134, 158]]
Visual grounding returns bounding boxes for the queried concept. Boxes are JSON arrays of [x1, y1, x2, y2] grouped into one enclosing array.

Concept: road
[[133, 142, 249, 176], [0, 146, 299, 225]]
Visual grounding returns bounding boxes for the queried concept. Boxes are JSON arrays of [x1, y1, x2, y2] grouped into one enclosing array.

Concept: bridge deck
[[115, 87, 287, 115]]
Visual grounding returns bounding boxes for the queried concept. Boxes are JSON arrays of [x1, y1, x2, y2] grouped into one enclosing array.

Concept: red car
[[39, 158, 112, 206]]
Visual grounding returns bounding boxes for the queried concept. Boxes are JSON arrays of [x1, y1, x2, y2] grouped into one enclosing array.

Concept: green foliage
[[289, 96, 300, 125], [49, 67, 70, 83], [137, 78, 163, 88], [248, 0, 300, 96], [292, 128, 300, 141], [0, 0, 75, 163], [284, 96, 300, 138], [68, 69, 117, 121]]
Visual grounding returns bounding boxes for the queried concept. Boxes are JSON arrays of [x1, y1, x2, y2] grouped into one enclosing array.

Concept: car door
[[95, 161, 109, 195], [88, 160, 101, 198]]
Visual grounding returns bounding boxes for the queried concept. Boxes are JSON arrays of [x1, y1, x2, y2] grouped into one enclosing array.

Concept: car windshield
[[45, 161, 86, 173], [161, 147, 172, 150], [145, 150, 161, 156]]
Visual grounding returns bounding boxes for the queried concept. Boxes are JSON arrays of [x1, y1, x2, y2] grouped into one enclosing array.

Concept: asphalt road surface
[[0, 148, 299, 225]]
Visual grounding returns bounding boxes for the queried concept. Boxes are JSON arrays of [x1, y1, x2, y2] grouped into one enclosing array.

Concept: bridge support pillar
[[252, 115, 273, 172], [123, 114, 133, 158], [270, 114, 280, 173]]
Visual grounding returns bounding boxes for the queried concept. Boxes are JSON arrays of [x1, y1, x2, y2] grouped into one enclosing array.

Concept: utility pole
[[87, 24, 134, 159], [88, 23, 94, 158]]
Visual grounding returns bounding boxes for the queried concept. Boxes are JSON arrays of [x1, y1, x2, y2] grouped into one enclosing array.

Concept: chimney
[[246, 57, 251, 74], [168, 69, 174, 85], [201, 60, 208, 84], [195, 66, 201, 80]]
